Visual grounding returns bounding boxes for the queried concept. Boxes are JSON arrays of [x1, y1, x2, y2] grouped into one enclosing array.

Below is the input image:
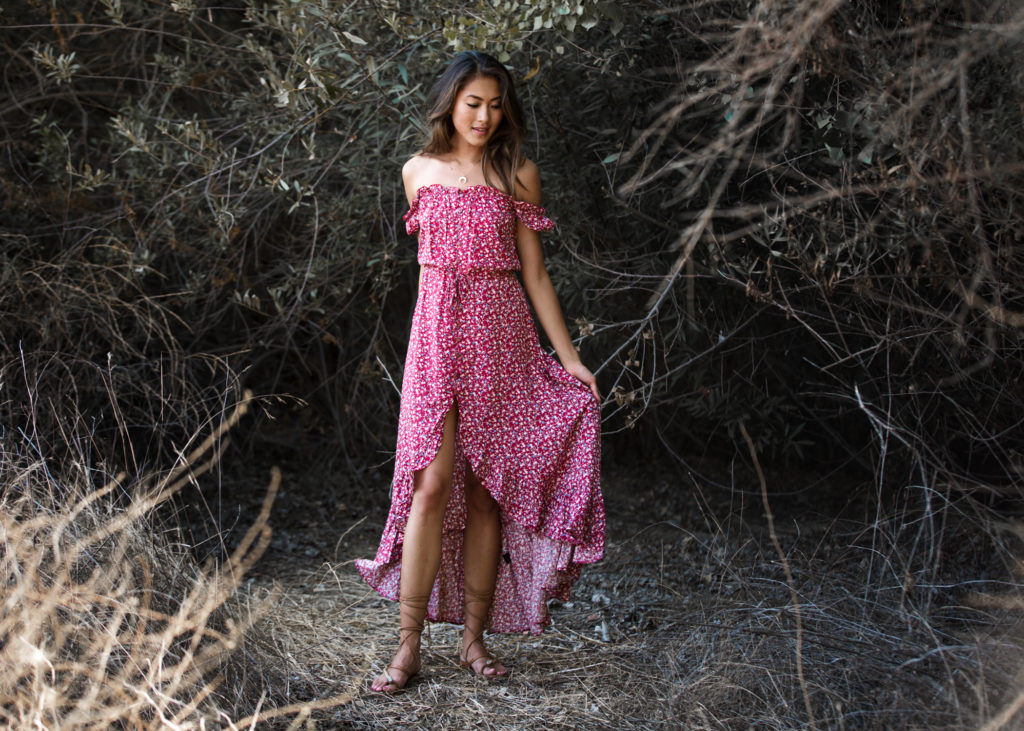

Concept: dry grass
[[0, 390, 356, 729], [226, 465, 1024, 730], [3, 404, 1022, 729]]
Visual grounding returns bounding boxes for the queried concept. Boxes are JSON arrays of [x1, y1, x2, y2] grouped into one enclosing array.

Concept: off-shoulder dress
[[355, 184, 604, 634]]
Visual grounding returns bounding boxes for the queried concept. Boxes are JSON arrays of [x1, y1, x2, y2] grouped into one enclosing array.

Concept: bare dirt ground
[[199, 456, 1024, 729]]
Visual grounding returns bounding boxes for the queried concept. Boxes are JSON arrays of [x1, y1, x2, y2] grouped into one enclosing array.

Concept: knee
[[411, 473, 452, 515], [464, 476, 498, 517]]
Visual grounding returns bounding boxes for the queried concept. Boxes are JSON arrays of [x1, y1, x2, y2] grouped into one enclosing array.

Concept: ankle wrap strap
[[462, 587, 494, 653], [398, 593, 430, 641], [464, 588, 494, 608]]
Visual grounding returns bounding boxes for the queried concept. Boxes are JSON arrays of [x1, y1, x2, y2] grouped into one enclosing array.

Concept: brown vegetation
[[0, 391, 279, 727], [2, 0, 1024, 727]]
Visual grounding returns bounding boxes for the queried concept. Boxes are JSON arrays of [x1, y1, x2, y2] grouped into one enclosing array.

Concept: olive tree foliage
[[2, 0, 1023, 507], [0, 0, 623, 471]]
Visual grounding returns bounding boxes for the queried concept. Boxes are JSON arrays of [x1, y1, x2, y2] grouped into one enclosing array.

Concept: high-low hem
[[354, 400, 603, 635], [355, 511, 602, 636]]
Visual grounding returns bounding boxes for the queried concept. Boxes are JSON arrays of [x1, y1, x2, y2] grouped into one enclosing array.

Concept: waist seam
[[421, 263, 518, 275]]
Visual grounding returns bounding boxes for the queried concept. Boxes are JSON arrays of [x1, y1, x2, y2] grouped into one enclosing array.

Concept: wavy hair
[[422, 51, 526, 195]]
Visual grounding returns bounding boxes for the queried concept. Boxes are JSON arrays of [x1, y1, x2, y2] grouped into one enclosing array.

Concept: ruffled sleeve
[[403, 196, 420, 235], [513, 199, 555, 232]]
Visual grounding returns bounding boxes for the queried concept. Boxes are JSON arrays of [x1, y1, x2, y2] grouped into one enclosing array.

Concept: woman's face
[[450, 75, 503, 151]]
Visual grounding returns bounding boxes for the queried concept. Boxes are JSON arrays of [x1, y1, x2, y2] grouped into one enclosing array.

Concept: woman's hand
[[562, 359, 600, 402]]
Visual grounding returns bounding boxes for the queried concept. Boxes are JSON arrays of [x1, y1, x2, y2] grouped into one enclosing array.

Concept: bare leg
[[460, 466, 508, 677], [371, 406, 458, 692]]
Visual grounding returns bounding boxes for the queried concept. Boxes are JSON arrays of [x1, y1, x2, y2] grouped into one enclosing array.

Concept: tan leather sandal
[[460, 588, 508, 679], [372, 595, 427, 693]]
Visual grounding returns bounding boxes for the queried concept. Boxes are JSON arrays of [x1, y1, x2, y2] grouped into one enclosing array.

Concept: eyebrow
[[465, 94, 502, 102]]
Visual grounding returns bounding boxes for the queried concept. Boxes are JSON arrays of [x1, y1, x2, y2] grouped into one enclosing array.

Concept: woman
[[355, 51, 605, 693]]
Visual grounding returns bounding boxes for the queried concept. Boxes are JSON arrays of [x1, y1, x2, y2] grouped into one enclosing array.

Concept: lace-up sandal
[[459, 588, 508, 679], [372, 595, 428, 693]]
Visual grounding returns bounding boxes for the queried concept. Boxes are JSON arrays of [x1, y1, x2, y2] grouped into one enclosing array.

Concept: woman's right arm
[[402, 155, 424, 205], [403, 156, 424, 295]]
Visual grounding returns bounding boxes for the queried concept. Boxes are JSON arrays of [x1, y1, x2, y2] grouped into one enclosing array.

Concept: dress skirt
[[355, 266, 604, 634]]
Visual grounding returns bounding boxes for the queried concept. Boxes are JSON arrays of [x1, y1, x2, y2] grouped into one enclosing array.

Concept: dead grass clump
[[0, 390, 296, 729]]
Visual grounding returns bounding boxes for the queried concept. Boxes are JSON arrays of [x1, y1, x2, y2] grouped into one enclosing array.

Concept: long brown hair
[[422, 51, 526, 195]]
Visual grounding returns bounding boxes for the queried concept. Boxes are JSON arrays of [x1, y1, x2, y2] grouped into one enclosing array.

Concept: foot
[[460, 633, 507, 679], [371, 637, 421, 693]]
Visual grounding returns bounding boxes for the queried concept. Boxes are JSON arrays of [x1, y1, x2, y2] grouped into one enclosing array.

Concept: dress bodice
[[404, 184, 555, 271]]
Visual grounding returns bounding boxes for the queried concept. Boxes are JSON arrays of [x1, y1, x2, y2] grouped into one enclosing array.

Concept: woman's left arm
[[515, 162, 600, 401]]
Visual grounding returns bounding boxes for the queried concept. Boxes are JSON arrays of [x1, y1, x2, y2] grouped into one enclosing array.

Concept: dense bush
[[2, 0, 1022, 540], [602, 0, 1024, 489], [1, 0, 629, 470]]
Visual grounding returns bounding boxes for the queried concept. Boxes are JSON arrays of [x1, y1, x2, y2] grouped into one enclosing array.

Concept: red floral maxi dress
[[355, 183, 605, 635]]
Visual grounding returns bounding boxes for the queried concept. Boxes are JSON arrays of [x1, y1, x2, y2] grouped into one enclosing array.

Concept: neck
[[450, 138, 485, 166]]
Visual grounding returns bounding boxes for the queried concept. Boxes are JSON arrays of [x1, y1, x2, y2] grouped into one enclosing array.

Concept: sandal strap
[[463, 588, 493, 639], [397, 593, 429, 647], [462, 588, 498, 671], [393, 593, 429, 677], [373, 593, 429, 692]]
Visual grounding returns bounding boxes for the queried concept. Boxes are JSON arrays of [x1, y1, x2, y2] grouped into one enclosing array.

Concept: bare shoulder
[[402, 153, 431, 178], [402, 154, 434, 185], [514, 158, 542, 204], [402, 154, 437, 203]]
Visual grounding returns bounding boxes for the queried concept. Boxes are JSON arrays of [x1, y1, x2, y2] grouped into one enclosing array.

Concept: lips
[[472, 127, 489, 135]]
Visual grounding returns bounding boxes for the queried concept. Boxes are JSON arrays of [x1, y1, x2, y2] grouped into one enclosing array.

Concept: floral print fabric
[[355, 184, 604, 635]]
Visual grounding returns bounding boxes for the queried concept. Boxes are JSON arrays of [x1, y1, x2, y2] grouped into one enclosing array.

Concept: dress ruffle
[[403, 196, 421, 235], [404, 186, 554, 239], [512, 199, 555, 232]]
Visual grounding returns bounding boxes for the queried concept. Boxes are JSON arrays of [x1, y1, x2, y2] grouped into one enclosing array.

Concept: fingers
[[563, 360, 600, 403], [583, 371, 600, 402], [580, 372, 600, 402]]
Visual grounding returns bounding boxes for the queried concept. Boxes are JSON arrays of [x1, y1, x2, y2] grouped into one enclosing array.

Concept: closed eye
[[465, 95, 502, 108]]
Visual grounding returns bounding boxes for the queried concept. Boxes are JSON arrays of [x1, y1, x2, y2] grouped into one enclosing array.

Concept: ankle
[[461, 632, 487, 657], [398, 625, 422, 649]]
